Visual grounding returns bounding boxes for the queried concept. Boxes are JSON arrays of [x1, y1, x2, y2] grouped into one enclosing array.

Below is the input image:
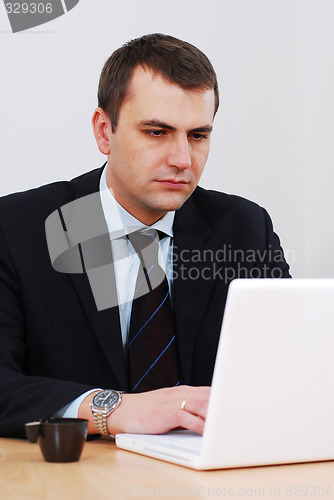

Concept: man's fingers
[[177, 408, 206, 435], [181, 398, 208, 420], [176, 397, 209, 435]]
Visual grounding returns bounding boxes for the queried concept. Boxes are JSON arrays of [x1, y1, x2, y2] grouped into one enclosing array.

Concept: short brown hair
[[98, 33, 219, 132]]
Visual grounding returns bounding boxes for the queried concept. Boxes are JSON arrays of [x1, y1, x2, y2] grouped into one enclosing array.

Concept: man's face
[[106, 66, 215, 225]]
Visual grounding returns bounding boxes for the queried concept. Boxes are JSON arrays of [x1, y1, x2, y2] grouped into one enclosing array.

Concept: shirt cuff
[[54, 389, 102, 418]]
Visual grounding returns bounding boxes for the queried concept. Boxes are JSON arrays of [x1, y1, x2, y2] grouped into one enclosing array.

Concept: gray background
[[1, 0, 333, 278]]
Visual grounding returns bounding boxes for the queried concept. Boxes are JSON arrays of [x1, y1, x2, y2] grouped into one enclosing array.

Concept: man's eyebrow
[[139, 120, 176, 131], [189, 126, 213, 134], [138, 120, 213, 134]]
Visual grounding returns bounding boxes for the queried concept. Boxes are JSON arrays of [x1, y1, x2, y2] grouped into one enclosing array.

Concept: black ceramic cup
[[25, 417, 88, 463]]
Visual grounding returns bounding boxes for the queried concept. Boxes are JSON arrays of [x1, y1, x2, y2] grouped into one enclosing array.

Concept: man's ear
[[92, 107, 112, 155]]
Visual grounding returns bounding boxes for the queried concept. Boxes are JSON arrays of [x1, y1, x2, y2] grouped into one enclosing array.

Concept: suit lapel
[[63, 166, 126, 388], [172, 195, 216, 385]]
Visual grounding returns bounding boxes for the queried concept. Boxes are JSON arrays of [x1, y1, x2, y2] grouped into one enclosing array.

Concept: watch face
[[93, 390, 119, 409]]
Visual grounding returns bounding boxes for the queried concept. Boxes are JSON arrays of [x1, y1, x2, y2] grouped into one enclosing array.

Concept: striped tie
[[127, 229, 179, 393]]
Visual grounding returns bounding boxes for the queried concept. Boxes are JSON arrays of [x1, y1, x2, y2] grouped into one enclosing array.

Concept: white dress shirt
[[99, 166, 175, 346], [56, 166, 175, 418]]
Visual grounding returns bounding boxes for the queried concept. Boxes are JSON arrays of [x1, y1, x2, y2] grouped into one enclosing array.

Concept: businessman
[[0, 34, 290, 438]]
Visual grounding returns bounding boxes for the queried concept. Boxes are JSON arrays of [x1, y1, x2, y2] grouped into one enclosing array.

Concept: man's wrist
[[106, 394, 126, 436]]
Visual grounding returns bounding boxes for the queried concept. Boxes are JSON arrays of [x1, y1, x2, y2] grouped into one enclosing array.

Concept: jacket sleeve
[[0, 225, 93, 438], [260, 207, 291, 278]]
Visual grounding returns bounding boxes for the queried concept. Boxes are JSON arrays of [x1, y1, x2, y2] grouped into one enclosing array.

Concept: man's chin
[[154, 189, 194, 212], [153, 197, 190, 214]]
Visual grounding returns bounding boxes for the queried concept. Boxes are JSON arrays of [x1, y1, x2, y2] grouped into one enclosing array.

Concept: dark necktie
[[127, 229, 179, 392]]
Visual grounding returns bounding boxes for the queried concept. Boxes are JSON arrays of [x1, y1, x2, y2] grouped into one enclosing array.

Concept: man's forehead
[[124, 66, 215, 125]]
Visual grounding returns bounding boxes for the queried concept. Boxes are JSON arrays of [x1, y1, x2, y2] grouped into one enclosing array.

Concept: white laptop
[[116, 279, 334, 469]]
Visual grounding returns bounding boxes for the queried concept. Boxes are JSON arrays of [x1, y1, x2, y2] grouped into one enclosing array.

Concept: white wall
[[1, 0, 333, 278]]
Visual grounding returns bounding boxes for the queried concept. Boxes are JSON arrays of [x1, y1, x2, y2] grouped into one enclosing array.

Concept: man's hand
[[79, 386, 210, 436], [108, 386, 210, 436]]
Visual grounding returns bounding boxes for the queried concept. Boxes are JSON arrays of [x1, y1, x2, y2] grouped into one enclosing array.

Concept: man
[[0, 34, 290, 438]]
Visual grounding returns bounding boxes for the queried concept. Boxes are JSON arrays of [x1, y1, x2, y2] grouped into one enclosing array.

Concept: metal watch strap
[[91, 390, 123, 436], [93, 407, 110, 436]]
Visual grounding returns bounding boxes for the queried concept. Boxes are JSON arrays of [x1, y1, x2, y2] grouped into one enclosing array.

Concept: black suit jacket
[[0, 166, 290, 437]]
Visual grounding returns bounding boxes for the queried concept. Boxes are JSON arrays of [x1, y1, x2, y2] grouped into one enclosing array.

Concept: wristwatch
[[90, 389, 123, 436]]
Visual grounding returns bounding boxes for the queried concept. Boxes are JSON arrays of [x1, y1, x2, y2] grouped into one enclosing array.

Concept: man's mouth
[[156, 179, 188, 187]]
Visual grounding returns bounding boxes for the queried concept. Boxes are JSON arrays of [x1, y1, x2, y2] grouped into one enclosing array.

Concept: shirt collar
[[99, 165, 174, 240]]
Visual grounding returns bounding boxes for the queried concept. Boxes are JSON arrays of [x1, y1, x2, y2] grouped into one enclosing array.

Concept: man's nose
[[167, 136, 192, 170]]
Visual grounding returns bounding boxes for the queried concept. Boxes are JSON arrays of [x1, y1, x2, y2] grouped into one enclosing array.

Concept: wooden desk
[[1, 437, 334, 499]]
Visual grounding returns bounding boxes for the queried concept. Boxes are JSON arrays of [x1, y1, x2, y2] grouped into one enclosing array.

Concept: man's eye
[[191, 133, 207, 141], [145, 130, 166, 137]]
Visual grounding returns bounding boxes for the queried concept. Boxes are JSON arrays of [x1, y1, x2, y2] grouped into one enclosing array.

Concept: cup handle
[[25, 421, 41, 443]]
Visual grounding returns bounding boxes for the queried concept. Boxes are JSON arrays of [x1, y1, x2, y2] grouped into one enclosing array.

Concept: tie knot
[[128, 229, 161, 266]]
